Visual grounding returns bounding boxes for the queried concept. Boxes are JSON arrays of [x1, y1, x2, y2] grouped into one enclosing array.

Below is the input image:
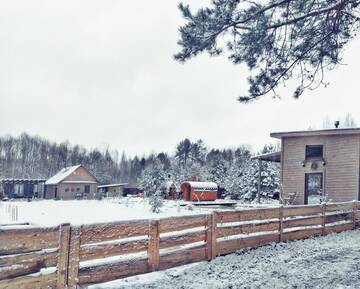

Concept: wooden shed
[[180, 181, 218, 202], [97, 183, 128, 198]]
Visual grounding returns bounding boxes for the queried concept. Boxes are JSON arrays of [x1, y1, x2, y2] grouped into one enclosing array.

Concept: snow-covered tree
[[138, 159, 167, 213]]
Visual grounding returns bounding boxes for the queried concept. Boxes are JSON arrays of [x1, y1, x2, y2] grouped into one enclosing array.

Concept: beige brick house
[[267, 128, 360, 205], [45, 165, 98, 200]]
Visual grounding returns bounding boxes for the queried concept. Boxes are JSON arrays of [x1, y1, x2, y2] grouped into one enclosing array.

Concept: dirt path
[[91, 230, 360, 289]]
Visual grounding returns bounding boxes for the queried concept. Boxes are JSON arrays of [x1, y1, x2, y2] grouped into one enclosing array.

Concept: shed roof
[[45, 165, 97, 185], [271, 127, 360, 139], [251, 151, 281, 162], [0, 179, 46, 184], [181, 181, 218, 191], [98, 183, 128, 189]]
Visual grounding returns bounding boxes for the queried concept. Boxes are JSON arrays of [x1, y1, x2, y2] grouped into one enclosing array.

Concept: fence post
[[210, 212, 217, 259], [57, 223, 71, 288], [205, 214, 213, 260], [67, 226, 81, 289], [321, 203, 326, 235], [148, 220, 160, 271], [352, 200, 357, 230], [278, 206, 283, 243]]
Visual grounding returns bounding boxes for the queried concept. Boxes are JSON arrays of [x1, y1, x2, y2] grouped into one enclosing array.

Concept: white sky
[[0, 0, 359, 156]]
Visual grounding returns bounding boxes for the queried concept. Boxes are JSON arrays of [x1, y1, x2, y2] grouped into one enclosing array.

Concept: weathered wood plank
[[324, 223, 353, 234], [205, 215, 212, 260], [67, 226, 81, 287], [159, 214, 208, 234], [0, 249, 57, 267], [0, 272, 57, 289], [80, 239, 148, 261], [217, 220, 280, 238], [0, 226, 59, 255], [325, 212, 352, 224], [57, 223, 71, 288], [210, 213, 217, 259], [282, 227, 322, 242], [148, 220, 160, 271], [0, 261, 44, 280], [160, 230, 205, 250], [216, 208, 280, 224], [282, 216, 322, 229], [80, 220, 149, 245], [217, 233, 279, 256], [78, 258, 150, 285], [283, 205, 322, 218], [158, 245, 206, 271], [326, 202, 354, 212]]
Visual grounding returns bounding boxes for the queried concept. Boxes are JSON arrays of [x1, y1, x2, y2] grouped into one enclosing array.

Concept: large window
[[305, 145, 323, 160]]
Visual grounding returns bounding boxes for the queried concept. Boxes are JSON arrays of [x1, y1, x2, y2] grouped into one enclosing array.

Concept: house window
[[71, 188, 75, 192], [305, 145, 323, 160], [76, 188, 80, 192], [65, 188, 69, 192]]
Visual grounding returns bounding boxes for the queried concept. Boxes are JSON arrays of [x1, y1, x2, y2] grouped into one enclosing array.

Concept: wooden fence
[[1, 201, 360, 289]]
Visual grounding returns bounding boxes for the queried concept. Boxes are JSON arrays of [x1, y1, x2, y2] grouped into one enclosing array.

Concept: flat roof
[[271, 127, 360, 139], [251, 151, 281, 162], [98, 183, 128, 188]]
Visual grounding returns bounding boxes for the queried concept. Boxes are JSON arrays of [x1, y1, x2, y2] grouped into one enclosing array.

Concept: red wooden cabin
[[180, 181, 218, 202]]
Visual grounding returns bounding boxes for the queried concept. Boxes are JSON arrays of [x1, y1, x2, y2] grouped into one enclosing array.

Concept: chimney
[[334, 121, 340, 128]]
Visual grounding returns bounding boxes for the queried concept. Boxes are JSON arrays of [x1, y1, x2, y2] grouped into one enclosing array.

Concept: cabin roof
[[45, 164, 97, 185], [271, 127, 360, 139]]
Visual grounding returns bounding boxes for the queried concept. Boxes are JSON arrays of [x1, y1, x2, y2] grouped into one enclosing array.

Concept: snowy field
[[0, 197, 278, 227], [0, 198, 210, 226], [89, 230, 360, 289]]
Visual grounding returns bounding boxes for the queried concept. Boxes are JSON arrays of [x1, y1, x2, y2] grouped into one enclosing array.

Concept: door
[[305, 173, 323, 204]]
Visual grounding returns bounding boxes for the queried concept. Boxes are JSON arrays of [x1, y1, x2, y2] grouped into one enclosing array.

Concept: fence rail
[[1, 201, 360, 288]]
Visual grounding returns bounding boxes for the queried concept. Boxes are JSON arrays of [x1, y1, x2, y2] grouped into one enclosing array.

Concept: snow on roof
[[45, 165, 82, 185], [182, 181, 218, 191], [98, 183, 128, 188]]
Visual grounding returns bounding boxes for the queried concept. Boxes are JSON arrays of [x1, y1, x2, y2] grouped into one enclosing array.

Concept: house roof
[[251, 151, 281, 162], [98, 183, 128, 189], [45, 165, 97, 185], [271, 127, 360, 139]]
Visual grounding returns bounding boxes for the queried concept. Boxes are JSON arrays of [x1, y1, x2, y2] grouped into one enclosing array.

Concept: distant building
[[0, 179, 46, 199], [97, 183, 128, 197], [45, 165, 98, 200], [256, 127, 360, 205], [180, 181, 218, 201]]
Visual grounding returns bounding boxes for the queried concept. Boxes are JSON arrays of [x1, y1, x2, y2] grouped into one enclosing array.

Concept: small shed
[[180, 181, 218, 202], [97, 183, 128, 197], [0, 179, 46, 199]]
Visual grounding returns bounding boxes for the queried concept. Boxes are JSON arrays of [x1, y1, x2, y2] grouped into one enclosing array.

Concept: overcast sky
[[0, 1, 359, 156]]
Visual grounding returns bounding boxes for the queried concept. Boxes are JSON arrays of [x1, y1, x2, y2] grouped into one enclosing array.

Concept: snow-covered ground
[[0, 198, 278, 227], [90, 230, 360, 289], [0, 198, 210, 226]]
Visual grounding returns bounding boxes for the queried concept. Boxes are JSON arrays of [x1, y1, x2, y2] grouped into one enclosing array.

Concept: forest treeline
[[0, 133, 280, 200]]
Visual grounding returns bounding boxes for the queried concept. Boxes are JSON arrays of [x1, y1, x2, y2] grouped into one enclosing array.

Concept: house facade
[[271, 128, 360, 205], [45, 165, 98, 200]]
